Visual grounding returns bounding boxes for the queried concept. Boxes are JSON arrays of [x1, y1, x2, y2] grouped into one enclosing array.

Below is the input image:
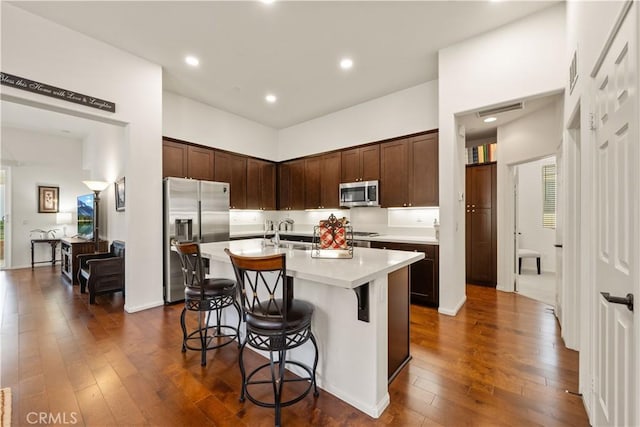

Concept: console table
[[30, 238, 61, 269], [60, 237, 108, 285]]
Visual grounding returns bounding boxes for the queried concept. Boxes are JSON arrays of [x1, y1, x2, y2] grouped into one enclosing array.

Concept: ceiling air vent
[[476, 102, 524, 118]]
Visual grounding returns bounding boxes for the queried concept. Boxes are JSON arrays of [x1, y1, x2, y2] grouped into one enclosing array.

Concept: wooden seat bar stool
[[225, 248, 319, 427], [174, 242, 241, 366]]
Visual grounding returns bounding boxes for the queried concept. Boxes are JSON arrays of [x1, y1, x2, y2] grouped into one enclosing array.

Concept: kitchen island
[[199, 238, 423, 418]]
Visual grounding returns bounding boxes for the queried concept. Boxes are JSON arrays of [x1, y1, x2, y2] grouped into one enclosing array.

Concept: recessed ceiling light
[[340, 58, 353, 70], [483, 117, 497, 123], [185, 56, 199, 67], [265, 94, 277, 103], [261, 0, 275, 4]]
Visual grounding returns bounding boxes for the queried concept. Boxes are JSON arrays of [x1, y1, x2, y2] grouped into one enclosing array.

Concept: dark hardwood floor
[[0, 266, 589, 426]]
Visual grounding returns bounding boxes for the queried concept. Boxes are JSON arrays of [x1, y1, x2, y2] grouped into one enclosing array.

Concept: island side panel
[[388, 266, 410, 381], [290, 275, 390, 418]]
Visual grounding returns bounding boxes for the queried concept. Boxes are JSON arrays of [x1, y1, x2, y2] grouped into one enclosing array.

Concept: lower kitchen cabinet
[[371, 241, 439, 307]]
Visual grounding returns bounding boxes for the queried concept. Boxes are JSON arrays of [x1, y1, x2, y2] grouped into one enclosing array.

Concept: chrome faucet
[[272, 218, 294, 247]]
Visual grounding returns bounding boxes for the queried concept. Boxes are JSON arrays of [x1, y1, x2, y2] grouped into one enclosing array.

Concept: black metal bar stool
[[225, 248, 319, 427], [174, 242, 241, 366]]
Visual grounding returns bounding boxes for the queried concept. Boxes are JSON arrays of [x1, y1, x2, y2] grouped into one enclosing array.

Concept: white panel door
[[592, 3, 637, 426]]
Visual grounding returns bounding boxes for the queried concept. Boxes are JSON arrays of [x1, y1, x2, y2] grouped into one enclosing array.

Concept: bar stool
[[224, 248, 319, 427], [174, 242, 241, 366]]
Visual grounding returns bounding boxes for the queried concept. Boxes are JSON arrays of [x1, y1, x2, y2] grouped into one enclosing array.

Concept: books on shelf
[[466, 143, 497, 165]]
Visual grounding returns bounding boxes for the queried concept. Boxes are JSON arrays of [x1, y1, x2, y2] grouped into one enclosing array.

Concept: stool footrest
[[243, 360, 317, 409]]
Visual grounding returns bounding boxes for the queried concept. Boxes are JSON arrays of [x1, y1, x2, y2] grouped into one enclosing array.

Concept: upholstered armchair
[[77, 240, 125, 304]]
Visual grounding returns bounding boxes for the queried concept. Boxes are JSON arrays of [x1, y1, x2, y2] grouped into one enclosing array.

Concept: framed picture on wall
[[115, 177, 125, 211], [38, 186, 59, 213]]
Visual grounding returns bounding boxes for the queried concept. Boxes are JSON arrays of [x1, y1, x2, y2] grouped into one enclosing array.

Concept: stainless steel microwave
[[339, 180, 380, 207]]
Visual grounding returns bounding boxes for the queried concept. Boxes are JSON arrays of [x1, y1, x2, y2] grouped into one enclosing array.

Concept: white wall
[[2, 4, 163, 312], [564, 1, 638, 421], [277, 81, 438, 161], [82, 123, 127, 242], [255, 207, 439, 238], [438, 4, 566, 315], [516, 157, 557, 273], [163, 91, 278, 161], [1, 127, 87, 268]]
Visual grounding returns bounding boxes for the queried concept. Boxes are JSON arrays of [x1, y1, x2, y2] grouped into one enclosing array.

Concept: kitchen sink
[[280, 242, 311, 251], [263, 240, 311, 251]]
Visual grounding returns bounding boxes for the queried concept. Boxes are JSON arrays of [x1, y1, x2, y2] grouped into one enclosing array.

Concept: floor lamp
[[82, 180, 109, 251]]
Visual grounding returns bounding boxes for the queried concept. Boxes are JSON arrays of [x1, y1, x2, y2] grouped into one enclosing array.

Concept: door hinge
[[589, 112, 597, 131]]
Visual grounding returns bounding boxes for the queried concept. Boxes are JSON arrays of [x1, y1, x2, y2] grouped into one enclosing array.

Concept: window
[[542, 164, 556, 229]]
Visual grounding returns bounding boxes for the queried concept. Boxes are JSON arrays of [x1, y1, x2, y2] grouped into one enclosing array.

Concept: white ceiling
[[1, 100, 103, 139], [9, 1, 558, 129], [458, 92, 563, 141]]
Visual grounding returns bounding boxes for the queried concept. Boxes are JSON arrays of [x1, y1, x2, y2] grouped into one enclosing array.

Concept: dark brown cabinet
[[247, 158, 276, 210], [214, 151, 247, 209], [380, 132, 438, 207], [465, 162, 497, 286], [61, 237, 108, 285], [387, 266, 410, 381], [162, 139, 214, 181], [278, 159, 305, 210], [371, 241, 439, 307], [187, 145, 215, 181], [341, 144, 380, 182], [409, 133, 438, 206], [304, 153, 341, 209], [162, 139, 188, 178]]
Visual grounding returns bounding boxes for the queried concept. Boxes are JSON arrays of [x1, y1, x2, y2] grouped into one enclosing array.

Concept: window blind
[[542, 164, 556, 229]]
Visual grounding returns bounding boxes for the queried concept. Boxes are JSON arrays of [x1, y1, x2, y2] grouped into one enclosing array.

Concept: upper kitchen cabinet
[[163, 139, 188, 178], [278, 159, 305, 210], [409, 133, 438, 206], [380, 132, 438, 207], [341, 144, 380, 183], [246, 158, 276, 210], [305, 153, 341, 209], [214, 151, 247, 209], [162, 138, 214, 181]]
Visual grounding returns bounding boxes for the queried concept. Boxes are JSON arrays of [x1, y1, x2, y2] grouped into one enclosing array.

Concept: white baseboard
[[438, 294, 467, 316], [124, 300, 164, 313]]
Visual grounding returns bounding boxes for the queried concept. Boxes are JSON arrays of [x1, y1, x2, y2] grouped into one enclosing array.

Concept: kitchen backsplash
[[230, 207, 439, 238]]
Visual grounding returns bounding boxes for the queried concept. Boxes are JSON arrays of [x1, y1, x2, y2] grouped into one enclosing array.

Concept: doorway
[[514, 156, 557, 306]]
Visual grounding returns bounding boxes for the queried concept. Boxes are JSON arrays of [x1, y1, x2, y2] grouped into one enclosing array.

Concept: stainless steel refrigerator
[[163, 177, 230, 303]]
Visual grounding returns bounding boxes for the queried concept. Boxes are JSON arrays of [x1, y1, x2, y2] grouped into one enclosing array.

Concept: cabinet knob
[[472, 210, 475, 213], [472, 204, 475, 207], [403, 203, 407, 207], [466, 210, 470, 213], [409, 203, 412, 207]]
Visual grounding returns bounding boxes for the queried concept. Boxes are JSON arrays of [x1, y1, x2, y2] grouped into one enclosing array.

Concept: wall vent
[[476, 102, 524, 118]]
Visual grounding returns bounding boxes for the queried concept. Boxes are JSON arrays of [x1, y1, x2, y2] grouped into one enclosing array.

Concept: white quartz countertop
[[200, 238, 424, 289], [230, 231, 439, 245]]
